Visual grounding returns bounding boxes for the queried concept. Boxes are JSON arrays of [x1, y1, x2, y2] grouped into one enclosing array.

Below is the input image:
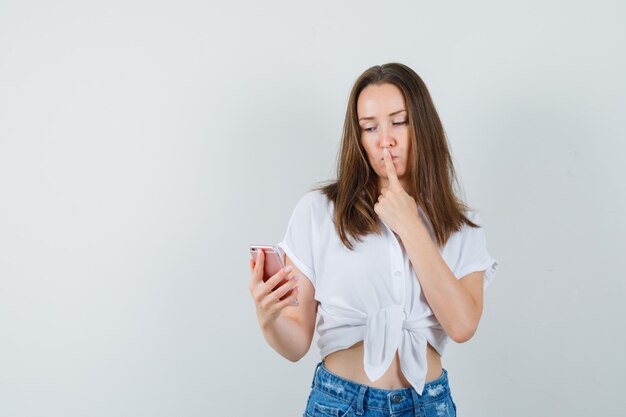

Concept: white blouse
[[277, 190, 499, 395]]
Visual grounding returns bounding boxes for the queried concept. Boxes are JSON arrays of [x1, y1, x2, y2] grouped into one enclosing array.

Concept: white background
[[1, 1, 624, 416]]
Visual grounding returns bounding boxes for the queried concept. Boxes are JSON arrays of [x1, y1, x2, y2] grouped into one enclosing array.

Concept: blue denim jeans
[[303, 360, 457, 417]]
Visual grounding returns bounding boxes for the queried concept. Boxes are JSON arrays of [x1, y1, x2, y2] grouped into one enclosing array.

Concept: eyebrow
[[358, 109, 406, 121]]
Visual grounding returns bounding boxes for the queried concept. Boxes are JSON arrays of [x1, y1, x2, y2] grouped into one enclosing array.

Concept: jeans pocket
[[313, 402, 354, 417]]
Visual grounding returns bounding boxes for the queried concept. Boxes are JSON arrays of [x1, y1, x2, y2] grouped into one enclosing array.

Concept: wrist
[[258, 312, 278, 331], [400, 213, 428, 240]]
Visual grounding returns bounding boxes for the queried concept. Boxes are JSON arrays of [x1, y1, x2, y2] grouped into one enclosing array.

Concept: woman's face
[[357, 82, 411, 192]]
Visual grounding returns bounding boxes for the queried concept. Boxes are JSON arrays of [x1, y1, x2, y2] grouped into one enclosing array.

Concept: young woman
[[248, 63, 499, 417]]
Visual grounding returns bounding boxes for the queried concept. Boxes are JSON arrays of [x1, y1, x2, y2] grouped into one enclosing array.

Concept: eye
[[393, 121, 407, 126], [363, 126, 376, 132]]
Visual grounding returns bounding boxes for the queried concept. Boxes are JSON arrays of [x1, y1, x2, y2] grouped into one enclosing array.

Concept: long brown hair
[[311, 63, 479, 250]]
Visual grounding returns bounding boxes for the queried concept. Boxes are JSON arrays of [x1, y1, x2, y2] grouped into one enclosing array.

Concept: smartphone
[[249, 244, 286, 282], [250, 245, 297, 304]]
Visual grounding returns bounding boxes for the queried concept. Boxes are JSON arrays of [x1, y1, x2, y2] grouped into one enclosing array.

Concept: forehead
[[357, 83, 406, 117]]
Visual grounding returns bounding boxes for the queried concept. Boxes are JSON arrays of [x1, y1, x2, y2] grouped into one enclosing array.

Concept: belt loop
[[410, 389, 422, 417], [355, 385, 367, 415], [311, 361, 322, 389]]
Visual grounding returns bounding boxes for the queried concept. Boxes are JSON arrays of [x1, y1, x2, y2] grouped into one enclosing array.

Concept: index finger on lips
[[383, 147, 400, 188]]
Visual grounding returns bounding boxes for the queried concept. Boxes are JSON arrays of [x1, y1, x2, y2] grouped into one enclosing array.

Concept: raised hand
[[373, 147, 420, 236]]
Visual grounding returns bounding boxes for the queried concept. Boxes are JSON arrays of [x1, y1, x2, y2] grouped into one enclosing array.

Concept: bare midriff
[[322, 340, 442, 390]]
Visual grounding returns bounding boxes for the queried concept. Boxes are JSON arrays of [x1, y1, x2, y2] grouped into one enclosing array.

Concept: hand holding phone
[[248, 245, 300, 328]]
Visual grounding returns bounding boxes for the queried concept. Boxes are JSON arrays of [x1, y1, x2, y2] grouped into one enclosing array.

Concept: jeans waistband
[[310, 360, 451, 414]]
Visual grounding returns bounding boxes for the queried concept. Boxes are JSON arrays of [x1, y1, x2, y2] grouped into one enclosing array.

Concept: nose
[[379, 125, 396, 149]]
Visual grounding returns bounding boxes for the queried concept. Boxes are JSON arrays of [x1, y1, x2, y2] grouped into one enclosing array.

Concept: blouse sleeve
[[453, 211, 499, 290], [276, 192, 317, 286]]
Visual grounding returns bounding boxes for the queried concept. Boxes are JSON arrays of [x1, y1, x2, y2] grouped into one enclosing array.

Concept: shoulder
[[443, 209, 485, 248], [293, 189, 333, 215], [299, 189, 324, 205], [463, 209, 483, 228]]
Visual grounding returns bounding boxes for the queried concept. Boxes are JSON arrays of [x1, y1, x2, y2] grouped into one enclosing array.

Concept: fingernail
[[293, 299, 299, 306], [284, 265, 293, 273], [384, 148, 389, 155], [293, 275, 300, 281]]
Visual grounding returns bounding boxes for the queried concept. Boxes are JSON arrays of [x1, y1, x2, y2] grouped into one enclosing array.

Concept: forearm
[[399, 218, 478, 342], [259, 314, 309, 362]]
